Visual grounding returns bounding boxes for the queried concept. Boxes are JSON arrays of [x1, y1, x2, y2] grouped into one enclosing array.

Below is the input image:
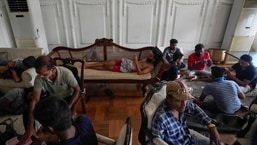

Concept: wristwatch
[[208, 123, 216, 129]]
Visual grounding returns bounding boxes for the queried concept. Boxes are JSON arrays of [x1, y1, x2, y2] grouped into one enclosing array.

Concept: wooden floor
[[76, 83, 238, 145]]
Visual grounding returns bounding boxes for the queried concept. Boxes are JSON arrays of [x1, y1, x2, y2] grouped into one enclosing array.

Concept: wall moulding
[[174, 0, 204, 5], [74, 0, 108, 5], [125, 0, 156, 5], [40, 0, 58, 6], [72, 0, 110, 17], [220, 0, 234, 5], [122, 0, 157, 16], [40, 0, 61, 17]]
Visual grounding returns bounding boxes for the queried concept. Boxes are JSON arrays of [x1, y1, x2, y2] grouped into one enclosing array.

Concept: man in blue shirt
[[152, 80, 221, 145], [194, 66, 246, 114]]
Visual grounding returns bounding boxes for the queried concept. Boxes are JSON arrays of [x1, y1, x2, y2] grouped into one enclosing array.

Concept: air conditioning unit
[[5, 0, 48, 53]]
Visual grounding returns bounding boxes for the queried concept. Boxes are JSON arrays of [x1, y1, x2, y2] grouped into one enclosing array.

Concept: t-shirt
[[161, 62, 178, 81], [34, 66, 78, 98], [232, 63, 257, 89], [59, 115, 98, 145], [202, 78, 242, 114], [188, 51, 210, 70], [163, 47, 182, 64], [0, 88, 25, 115]]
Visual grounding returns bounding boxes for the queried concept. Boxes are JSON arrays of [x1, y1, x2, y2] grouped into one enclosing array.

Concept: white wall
[[222, 0, 257, 63], [0, 0, 15, 47], [252, 32, 257, 51], [1, 0, 257, 57], [37, 0, 235, 57]]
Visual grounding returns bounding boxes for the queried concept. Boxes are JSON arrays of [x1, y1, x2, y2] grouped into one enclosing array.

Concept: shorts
[[112, 58, 135, 73]]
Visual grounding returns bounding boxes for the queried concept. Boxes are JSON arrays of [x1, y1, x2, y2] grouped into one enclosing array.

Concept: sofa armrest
[[21, 67, 37, 87]]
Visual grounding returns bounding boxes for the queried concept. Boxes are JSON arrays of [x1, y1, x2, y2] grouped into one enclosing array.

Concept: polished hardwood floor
[[76, 83, 237, 145]]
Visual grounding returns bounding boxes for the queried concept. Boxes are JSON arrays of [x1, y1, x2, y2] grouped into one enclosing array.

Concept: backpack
[[61, 63, 82, 88], [233, 97, 257, 145], [0, 118, 19, 144]]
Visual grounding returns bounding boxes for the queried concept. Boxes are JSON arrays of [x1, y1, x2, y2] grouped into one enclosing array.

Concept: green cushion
[[0, 52, 8, 66]]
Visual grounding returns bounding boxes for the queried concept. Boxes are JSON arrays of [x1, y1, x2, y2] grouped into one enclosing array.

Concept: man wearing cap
[[194, 66, 246, 114], [0, 56, 36, 82], [151, 80, 221, 145], [226, 54, 257, 93]]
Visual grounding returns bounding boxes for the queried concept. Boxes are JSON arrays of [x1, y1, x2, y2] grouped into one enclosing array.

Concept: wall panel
[[70, 0, 112, 47], [40, 0, 69, 51], [204, 0, 233, 48], [3, 0, 257, 57], [0, 0, 15, 47], [119, 0, 158, 47], [163, 0, 206, 57]]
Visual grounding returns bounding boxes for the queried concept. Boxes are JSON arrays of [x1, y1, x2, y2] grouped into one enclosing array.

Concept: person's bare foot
[[189, 75, 198, 81]]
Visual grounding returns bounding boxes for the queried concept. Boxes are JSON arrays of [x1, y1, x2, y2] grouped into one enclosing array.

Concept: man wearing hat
[[194, 66, 246, 114], [0, 56, 36, 82], [152, 80, 221, 145], [226, 54, 257, 93]]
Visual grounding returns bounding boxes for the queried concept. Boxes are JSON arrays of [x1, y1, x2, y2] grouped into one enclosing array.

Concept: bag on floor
[[233, 97, 257, 145], [0, 118, 19, 144]]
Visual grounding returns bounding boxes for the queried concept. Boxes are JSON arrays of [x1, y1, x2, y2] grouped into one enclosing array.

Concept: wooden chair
[[97, 117, 133, 145], [53, 57, 87, 113]]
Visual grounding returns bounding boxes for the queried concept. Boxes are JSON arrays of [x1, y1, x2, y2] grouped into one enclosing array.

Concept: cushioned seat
[[138, 81, 168, 145]]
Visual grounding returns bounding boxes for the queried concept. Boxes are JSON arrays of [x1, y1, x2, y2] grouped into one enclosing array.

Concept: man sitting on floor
[[161, 51, 190, 81], [187, 43, 213, 81], [163, 38, 186, 69], [193, 66, 246, 114], [225, 54, 257, 94]]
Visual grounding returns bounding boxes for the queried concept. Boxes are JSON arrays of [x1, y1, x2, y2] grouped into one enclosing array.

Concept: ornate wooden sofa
[[47, 38, 169, 96]]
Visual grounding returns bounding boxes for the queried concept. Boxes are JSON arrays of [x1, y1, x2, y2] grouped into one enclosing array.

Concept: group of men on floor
[[162, 38, 257, 94], [0, 38, 256, 145], [152, 38, 257, 145]]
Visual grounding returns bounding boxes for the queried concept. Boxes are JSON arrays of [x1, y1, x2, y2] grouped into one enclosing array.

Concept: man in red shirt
[[187, 43, 212, 81]]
